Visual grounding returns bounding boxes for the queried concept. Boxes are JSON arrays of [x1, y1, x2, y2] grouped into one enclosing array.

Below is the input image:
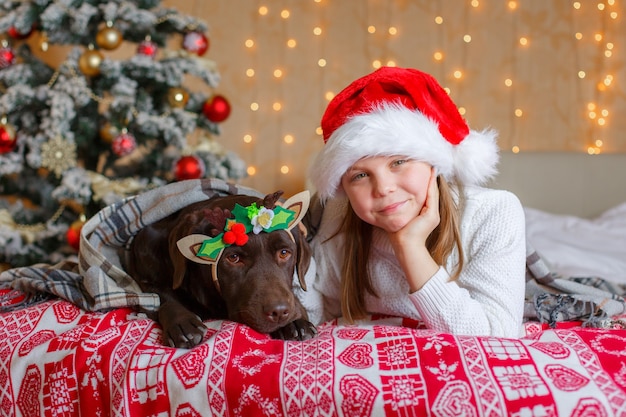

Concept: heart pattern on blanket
[[17, 364, 41, 417], [339, 374, 378, 416], [338, 343, 374, 369], [432, 380, 476, 416], [52, 302, 80, 323], [337, 328, 370, 340], [529, 341, 570, 359], [175, 402, 203, 417], [19, 330, 56, 357], [172, 344, 210, 388], [544, 364, 589, 391], [572, 397, 607, 415]]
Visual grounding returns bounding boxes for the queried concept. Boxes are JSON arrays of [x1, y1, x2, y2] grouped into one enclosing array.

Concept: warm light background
[[170, 1, 623, 195]]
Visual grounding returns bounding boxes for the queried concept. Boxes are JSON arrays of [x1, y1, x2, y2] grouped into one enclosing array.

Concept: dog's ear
[[291, 225, 311, 291], [170, 245, 187, 290], [280, 190, 311, 291], [167, 218, 194, 290]]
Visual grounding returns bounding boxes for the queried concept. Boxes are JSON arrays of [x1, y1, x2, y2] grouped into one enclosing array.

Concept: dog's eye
[[225, 254, 240, 264], [278, 249, 291, 260]]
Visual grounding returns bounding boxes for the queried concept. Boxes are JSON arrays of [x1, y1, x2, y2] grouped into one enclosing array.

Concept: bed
[[1, 152, 626, 416]]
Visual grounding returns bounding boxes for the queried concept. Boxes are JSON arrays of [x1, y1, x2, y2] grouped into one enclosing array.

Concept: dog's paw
[[272, 319, 318, 341], [161, 314, 208, 349]]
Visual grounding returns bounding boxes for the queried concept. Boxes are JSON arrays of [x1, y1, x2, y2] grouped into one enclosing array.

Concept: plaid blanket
[[0, 178, 263, 313], [525, 242, 626, 328], [1, 180, 625, 328]]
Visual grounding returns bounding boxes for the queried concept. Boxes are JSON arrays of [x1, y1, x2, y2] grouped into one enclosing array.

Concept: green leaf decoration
[[266, 206, 295, 232], [197, 235, 226, 261], [232, 203, 253, 232]]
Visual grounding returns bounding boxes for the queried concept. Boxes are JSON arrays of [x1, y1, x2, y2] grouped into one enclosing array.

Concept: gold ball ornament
[[99, 122, 119, 144], [79, 49, 104, 76], [167, 87, 190, 108], [96, 26, 123, 50]]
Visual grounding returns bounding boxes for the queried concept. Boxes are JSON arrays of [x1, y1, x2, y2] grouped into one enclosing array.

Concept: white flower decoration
[[251, 207, 275, 234]]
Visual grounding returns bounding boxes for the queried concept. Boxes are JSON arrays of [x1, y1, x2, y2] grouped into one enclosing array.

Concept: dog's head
[[173, 190, 312, 333]]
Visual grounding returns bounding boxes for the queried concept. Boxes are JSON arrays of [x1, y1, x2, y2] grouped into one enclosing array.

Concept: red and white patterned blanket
[[2, 289, 626, 416]]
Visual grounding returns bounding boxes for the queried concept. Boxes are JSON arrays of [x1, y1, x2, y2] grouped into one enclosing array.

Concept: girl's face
[[341, 156, 431, 233]]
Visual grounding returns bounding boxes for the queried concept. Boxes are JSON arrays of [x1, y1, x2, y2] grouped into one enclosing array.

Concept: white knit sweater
[[303, 185, 527, 338]]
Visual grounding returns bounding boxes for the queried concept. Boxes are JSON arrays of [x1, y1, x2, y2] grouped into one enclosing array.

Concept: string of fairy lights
[[216, 0, 620, 185]]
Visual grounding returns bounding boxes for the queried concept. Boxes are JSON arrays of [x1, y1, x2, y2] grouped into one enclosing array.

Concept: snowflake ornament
[[40, 136, 77, 177]]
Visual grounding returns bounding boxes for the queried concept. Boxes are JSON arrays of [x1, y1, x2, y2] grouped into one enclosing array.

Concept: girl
[[307, 67, 526, 338]]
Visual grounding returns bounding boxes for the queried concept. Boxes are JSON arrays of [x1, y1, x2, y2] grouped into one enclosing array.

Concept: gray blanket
[[2, 178, 625, 328]]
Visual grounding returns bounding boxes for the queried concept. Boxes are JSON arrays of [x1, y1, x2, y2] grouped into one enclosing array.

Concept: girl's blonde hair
[[338, 176, 464, 322]]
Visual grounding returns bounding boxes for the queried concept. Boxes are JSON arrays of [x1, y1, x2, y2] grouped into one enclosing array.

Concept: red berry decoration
[[66, 218, 85, 251], [223, 222, 248, 246], [183, 31, 209, 56], [111, 131, 137, 156], [0, 122, 17, 153], [231, 223, 246, 234], [202, 95, 231, 123], [0, 46, 15, 69], [174, 155, 206, 181], [223, 230, 236, 245], [137, 39, 158, 58]]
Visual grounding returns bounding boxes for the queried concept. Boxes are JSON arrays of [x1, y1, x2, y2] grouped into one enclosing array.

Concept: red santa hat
[[310, 66, 499, 200]]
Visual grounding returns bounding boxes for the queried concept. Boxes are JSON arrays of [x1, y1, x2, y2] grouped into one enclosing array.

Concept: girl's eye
[[350, 172, 367, 182], [392, 159, 408, 167]]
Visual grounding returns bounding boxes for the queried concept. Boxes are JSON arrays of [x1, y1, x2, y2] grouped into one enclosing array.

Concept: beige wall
[[168, 1, 626, 196]]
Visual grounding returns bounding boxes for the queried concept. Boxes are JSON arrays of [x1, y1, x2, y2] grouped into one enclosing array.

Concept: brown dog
[[125, 190, 316, 348]]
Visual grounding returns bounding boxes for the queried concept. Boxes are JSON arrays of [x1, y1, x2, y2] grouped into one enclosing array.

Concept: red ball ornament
[[0, 46, 15, 69], [66, 219, 85, 251], [183, 31, 209, 56], [137, 39, 158, 58], [174, 155, 206, 181], [111, 131, 137, 156], [0, 122, 17, 153], [202, 95, 231, 123], [8, 26, 33, 40]]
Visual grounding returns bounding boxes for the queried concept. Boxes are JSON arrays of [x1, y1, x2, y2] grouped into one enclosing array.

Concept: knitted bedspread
[[1, 177, 625, 328]]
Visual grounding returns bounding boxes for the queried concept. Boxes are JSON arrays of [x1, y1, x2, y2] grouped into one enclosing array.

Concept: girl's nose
[[373, 175, 395, 196]]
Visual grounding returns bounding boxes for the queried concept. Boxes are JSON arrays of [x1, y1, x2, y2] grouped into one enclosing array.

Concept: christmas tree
[[0, 0, 247, 268]]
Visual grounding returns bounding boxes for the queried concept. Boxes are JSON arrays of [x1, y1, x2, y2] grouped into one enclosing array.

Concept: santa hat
[[309, 66, 499, 200]]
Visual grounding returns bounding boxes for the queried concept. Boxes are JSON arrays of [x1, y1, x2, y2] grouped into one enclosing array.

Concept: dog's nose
[[265, 304, 291, 323]]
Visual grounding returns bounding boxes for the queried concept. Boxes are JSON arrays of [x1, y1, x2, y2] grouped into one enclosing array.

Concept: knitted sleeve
[[408, 189, 526, 337]]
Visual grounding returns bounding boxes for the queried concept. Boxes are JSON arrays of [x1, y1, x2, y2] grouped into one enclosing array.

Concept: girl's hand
[[388, 167, 441, 292]]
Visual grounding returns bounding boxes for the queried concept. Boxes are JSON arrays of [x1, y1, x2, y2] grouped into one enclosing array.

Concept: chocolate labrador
[[125, 190, 316, 348]]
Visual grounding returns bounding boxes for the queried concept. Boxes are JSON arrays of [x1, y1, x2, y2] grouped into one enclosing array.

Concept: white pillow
[[525, 202, 626, 284]]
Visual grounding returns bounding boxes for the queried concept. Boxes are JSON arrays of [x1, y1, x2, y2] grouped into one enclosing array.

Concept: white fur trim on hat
[[309, 103, 499, 201]]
